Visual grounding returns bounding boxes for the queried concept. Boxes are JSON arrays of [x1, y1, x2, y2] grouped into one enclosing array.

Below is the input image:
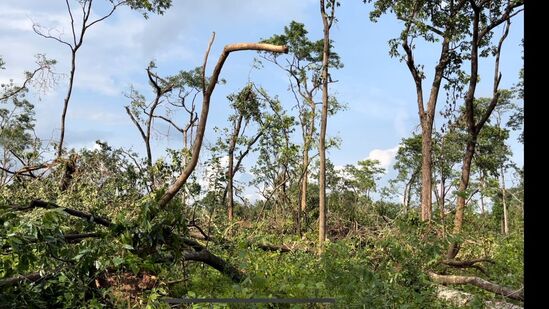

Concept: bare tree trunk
[[448, 140, 476, 259], [479, 172, 485, 214], [32, 0, 123, 158], [226, 115, 243, 221], [300, 146, 309, 214], [420, 127, 434, 221], [501, 167, 509, 235], [58, 50, 76, 158], [427, 272, 523, 302], [403, 182, 410, 211], [318, 0, 335, 252]]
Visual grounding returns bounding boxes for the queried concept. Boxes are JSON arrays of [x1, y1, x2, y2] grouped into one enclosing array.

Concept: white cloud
[[366, 145, 400, 170]]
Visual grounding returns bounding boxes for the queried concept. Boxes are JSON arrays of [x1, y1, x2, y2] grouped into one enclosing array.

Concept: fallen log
[[0, 272, 46, 288], [428, 271, 523, 302], [435, 285, 523, 309], [441, 258, 495, 267]]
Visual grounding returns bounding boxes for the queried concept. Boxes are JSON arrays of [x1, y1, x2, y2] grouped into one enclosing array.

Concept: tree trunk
[[479, 172, 485, 214], [501, 167, 509, 235], [428, 272, 524, 302], [448, 139, 476, 259], [226, 115, 243, 222], [300, 145, 309, 213], [403, 181, 410, 211], [420, 125, 433, 221], [57, 49, 77, 158], [318, 0, 334, 253], [299, 103, 315, 233]]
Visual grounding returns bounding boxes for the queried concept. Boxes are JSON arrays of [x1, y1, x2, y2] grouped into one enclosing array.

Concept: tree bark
[[448, 140, 476, 259], [428, 272, 524, 302], [318, 0, 335, 252], [226, 114, 243, 221], [501, 166, 509, 235]]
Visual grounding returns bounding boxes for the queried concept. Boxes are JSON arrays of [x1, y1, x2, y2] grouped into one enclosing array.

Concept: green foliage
[[126, 0, 172, 18]]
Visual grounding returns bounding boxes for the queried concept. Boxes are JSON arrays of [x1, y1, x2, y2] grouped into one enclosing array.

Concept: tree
[[318, 0, 338, 251], [33, 0, 172, 159], [368, 0, 479, 222], [0, 55, 56, 184], [249, 96, 298, 224], [211, 83, 271, 221], [448, 0, 523, 259], [156, 35, 288, 209], [393, 134, 421, 211], [261, 20, 343, 235], [344, 159, 385, 201], [125, 62, 200, 191]]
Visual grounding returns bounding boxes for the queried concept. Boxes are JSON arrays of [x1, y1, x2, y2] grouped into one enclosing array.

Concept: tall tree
[[261, 21, 342, 234], [368, 0, 474, 222], [33, 0, 172, 159], [448, 0, 523, 259], [318, 0, 338, 251], [393, 134, 422, 211], [212, 83, 270, 221]]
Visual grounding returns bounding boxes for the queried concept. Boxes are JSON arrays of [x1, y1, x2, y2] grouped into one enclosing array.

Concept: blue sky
[[0, 0, 524, 197]]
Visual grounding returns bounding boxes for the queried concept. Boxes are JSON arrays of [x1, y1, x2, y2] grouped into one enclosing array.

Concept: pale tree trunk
[[403, 182, 410, 211], [226, 115, 243, 221], [298, 101, 315, 234], [157, 37, 288, 209], [300, 130, 311, 218], [420, 126, 434, 221], [501, 167, 509, 235], [479, 172, 485, 214], [318, 0, 335, 252]]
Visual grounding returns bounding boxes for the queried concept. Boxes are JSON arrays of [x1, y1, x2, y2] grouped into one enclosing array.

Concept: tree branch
[[427, 271, 523, 301], [13, 200, 113, 228], [157, 39, 287, 208]]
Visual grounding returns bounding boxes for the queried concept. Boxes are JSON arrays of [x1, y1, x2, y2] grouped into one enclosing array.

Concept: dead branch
[[182, 249, 244, 283], [0, 272, 47, 288], [441, 258, 495, 268], [427, 271, 523, 301], [435, 285, 523, 309]]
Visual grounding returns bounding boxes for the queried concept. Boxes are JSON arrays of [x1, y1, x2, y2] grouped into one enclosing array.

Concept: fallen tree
[[6, 199, 245, 284], [435, 285, 523, 309], [428, 271, 523, 302]]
